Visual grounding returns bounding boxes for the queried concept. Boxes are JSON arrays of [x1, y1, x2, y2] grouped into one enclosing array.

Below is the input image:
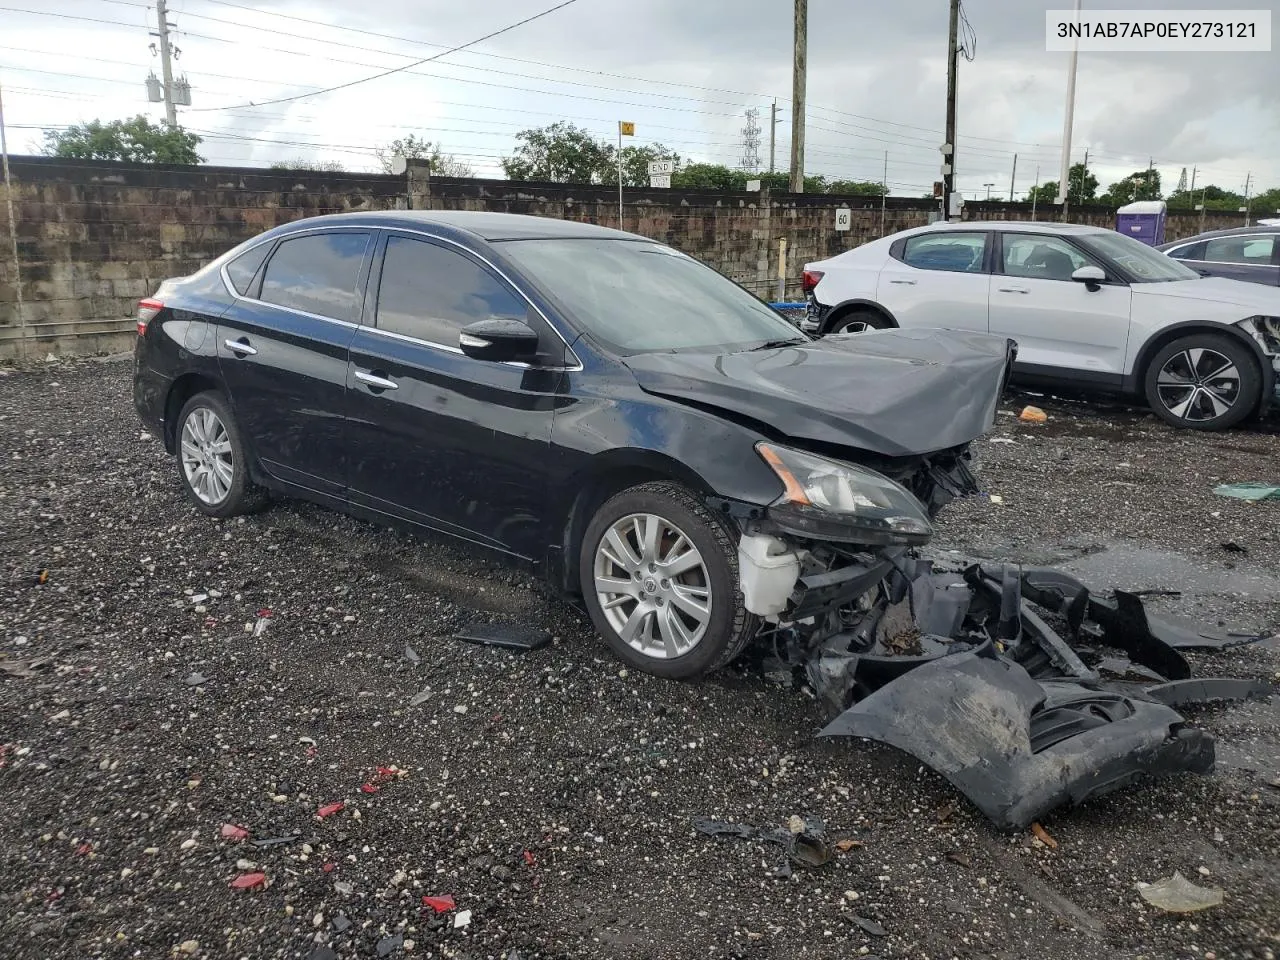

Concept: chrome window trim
[[219, 225, 583, 372]]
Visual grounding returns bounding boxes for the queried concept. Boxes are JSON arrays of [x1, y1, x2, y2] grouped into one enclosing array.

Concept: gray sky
[[3, 0, 1277, 201]]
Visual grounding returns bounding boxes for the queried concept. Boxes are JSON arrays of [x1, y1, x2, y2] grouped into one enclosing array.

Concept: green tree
[[1026, 163, 1098, 205], [673, 163, 748, 190], [501, 122, 613, 183], [1166, 184, 1244, 210], [376, 135, 473, 177], [42, 116, 202, 164], [269, 157, 346, 172], [1249, 186, 1280, 216], [1099, 168, 1162, 206], [603, 143, 681, 187], [827, 179, 887, 197]]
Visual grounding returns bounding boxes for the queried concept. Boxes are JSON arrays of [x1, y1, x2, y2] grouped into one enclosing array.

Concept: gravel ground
[[1, 357, 1277, 960]]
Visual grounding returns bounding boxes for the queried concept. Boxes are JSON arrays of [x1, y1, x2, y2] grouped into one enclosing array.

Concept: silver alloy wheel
[[834, 318, 872, 334], [180, 407, 234, 505], [592, 512, 712, 659], [1155, 347, 1241, 422]]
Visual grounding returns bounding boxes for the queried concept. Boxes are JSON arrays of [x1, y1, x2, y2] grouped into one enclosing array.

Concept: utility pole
[[942, 0, 960, 220], [0, 77, 27, 361], [880, 150, 888, 234], [154, 0, 178, 125], [1009, 153, 1017, 207], [789, 0, 807, 193], [983, 182, 994, 200], [769, 100, 778, 174], [1077, 148, 1088, 200], [1243, 170, 1252, 225], [1188, 165, 1197, 196], [1031, 164, 1040, 219], [1057, 0, 1081, 217]]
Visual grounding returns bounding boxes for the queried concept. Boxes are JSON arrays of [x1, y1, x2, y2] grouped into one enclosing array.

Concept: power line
[[186, 0, 586, 112]]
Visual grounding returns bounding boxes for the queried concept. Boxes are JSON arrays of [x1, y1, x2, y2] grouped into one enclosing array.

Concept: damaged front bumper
[[735, 539, 1273, 830]]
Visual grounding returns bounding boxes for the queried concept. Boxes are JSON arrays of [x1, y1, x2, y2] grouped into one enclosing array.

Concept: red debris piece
[[376, 766, 398, 778], [256, 608, 273, 618], [522, 850, 536, 867], [317, 802, 345, 819], [421, 894, 456, 913], [75, 843, 92, 856], [322, 862, 336, 873], [220, 824, 250, 841], [305, 746, 318, 759], [230, 872, 267, 890], [360, 783, 379, 794]]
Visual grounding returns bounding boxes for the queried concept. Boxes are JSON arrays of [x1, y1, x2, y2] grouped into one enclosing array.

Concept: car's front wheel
[[579, 481, 757, 679], [1143, 333, 1261, 430], [176, 391, 268, 517]]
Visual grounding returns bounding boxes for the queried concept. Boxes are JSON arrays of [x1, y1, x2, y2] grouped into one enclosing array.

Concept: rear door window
[[899, 233, 987, 273], [1204, 234, 1275, 265], [259, 232, 371, 322]]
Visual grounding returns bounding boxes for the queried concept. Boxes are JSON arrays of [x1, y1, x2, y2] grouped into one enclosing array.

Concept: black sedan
[[1159, 225, 1279, 286], [134, 211, 1014, 679]]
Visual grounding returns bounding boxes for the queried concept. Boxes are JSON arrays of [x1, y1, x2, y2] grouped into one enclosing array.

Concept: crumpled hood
[[622, 328, 1013, 457], [1133, 276, 1280, 310]]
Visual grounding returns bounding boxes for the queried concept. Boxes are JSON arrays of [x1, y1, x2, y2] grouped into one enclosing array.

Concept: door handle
[[997, 287, 1030, 294], [354, 370, 398, 391], [224, 338, 257, 356], [888, 279, 916, 285]]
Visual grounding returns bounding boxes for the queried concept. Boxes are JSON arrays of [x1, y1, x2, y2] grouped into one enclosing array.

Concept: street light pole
[[1056, 0, 1082, 218]]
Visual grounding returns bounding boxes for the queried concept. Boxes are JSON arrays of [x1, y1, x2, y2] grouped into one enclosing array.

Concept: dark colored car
[[1159, 225, 1279, 286], [134, 211, 1014, 679]]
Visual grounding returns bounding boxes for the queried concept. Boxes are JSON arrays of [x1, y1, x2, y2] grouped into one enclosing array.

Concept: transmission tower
[[739, 108, 762, 173], [1175, 166, 1188, 194]]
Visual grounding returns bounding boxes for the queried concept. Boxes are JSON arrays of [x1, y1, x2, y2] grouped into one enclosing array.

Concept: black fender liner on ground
[[817, 652, 1215, 831]]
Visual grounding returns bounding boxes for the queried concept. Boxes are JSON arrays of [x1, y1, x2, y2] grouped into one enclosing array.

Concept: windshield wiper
[[749, 338, 807, 351]]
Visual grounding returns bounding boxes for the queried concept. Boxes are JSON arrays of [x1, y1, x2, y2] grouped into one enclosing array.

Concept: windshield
[[1078, 231, 1200, 282], [497, 238, 806, 354]]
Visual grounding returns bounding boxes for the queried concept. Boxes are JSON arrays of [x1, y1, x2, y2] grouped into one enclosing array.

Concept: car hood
[[1132, 276, 1280, 310], [622, 328, 1012, 457]]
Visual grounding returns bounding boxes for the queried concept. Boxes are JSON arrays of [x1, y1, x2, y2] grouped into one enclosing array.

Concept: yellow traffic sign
[[619, 121, 635, 136]]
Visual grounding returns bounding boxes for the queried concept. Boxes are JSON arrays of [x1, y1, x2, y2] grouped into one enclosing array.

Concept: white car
[[801, 222, 1280, 430]]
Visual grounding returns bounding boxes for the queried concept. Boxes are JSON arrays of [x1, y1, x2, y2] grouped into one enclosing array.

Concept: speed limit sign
[[834, 208, 852, 232]]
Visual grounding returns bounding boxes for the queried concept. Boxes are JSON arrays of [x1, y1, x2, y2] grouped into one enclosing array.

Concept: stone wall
[[0, 155, 1258, 359]]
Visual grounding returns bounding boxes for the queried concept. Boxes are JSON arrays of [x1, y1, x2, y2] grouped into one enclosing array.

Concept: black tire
[[1143, 333, 1261, 431], [826, 307, 891, 335], [175, 391, 269, 517], [578, 481, 758, 680]]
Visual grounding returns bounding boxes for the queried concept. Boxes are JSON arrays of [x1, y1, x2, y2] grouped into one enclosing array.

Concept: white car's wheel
[[828, 308, 890, 335], [1143, 334, 1261, 431]]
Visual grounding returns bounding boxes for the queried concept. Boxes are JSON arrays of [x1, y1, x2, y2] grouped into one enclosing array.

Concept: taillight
[[137, 298, 164, 335], [802, 270, 824, 295]]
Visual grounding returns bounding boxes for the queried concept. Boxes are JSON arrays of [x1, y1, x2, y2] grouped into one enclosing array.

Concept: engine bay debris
[[779, 558, 1273, 830]]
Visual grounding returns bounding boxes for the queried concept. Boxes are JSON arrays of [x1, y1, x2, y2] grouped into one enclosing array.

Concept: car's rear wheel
[[579, 481, 757, 679], [828, 308, 890, 335], [176, 391, 268, 517], [1143, 334, 1261, 431]]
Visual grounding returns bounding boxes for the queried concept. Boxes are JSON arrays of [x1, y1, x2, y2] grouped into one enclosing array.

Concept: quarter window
[[259, 232, 371, 322], [1000, 234, 1091, 282], [900, 233, 987, 273], [1204, 235, 1275, 265], [225, 242, 271, 295], [1166, 241, 1206, 261], [375, 236, 528, 347]]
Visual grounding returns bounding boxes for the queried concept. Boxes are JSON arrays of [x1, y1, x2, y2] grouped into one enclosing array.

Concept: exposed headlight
[[755, 442, 934, 545]]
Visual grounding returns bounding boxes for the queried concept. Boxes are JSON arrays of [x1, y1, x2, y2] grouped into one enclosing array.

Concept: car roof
[[1163, 224, 1279, 244], [271, 210, 640, 242], [912, 220, 1109, 236]]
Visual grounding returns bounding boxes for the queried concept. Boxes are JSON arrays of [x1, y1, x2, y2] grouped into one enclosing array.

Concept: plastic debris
[[453, 909, 473, 929], [323, 862, 336, 873], [333, 880, 353, 897], [376, 934, 404, 957], [853, 916, 889, 937], [331, 913, 352, 933], [834, 839, 864, 852], [1019, 405, 1048, 423], [767, 860, 792, 879], [1030, 822, 1058, 850], [455, 623, 552, 652], [410, 691, 431, 707], [989, 438, 1016, 444], [37, 569, 49, 585], [220, 824, 249, 842], [230, 872, 266, 890], [1213, 482, 1280, 502], [317, 802, 345, 819], [692, 816, 833, 867], [404, 644, 421, 664], [522, 850, 536, 867], [422, 894, 456, 913], [1221, 540, 1247, 554], [184, 672, 209, 686], [1136, 871, 1224, 912], [360, 783, 379, 794]]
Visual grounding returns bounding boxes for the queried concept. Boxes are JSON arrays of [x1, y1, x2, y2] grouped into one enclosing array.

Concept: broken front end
[[726, 433, 1271, 831]]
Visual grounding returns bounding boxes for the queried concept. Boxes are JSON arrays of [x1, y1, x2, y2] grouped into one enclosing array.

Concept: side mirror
[[1071, 265, 1106, 290], [459, 317, 539, 362]]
